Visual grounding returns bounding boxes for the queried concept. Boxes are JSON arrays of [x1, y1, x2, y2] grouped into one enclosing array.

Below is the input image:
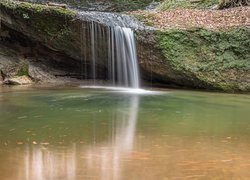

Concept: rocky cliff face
[[137, 28, 250, 91], [16, 0, 155, 12], [0, 0, 146, 84], [0, 1, 249, 91]]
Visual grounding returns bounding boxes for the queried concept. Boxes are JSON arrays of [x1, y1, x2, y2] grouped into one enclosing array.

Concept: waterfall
[[82, 21, 140, 89], [113, 27, 140, 89]]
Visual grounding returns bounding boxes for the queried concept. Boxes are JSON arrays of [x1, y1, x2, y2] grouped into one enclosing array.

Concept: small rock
[[47, 2, 68, 9], [145, 2, 160, 10], [3, 75, 33, 85], [190, 0, 201, 3], [211, 5, 219, 10]]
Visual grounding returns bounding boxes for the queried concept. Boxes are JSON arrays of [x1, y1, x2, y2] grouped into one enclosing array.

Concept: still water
[[0, 86, 250, 179]]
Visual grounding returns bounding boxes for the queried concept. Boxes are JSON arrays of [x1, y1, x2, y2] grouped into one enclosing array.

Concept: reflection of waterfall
[[21, 144, 76, 180], [86, 95, 140, 180], [16, 95, 140, 180]]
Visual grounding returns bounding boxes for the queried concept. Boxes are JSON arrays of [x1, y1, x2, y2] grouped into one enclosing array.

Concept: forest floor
[[130, 6, 250, 30]]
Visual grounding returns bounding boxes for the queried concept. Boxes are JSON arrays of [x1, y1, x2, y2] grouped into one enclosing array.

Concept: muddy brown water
[[0, 86, 250, 179]]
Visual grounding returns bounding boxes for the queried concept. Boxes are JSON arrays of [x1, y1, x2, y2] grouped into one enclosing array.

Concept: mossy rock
[[0, 0, 76, 41], [0, 0, 76, 16], [0, 1, 82, 60], [158, 27, 250, 91], [9, 0, 157, 12]]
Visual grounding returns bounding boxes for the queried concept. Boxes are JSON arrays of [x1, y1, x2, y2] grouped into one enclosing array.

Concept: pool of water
[[0, 86, 250, 179]]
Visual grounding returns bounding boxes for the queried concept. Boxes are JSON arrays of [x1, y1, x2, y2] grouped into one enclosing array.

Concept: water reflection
[[86, 95, 139, 180], [1, 89, 250, 179], [19, 95, 139, 180], [21, 144, 76, 180]]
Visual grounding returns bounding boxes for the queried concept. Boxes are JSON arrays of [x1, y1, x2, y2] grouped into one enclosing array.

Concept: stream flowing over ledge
[[0, 1, 249, 92]]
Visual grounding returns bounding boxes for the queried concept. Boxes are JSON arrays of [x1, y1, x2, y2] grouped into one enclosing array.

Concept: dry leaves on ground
[[131, 7, 250, 30]]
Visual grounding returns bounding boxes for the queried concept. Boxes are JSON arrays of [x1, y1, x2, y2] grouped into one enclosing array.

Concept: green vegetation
[[131, 12, 155, 26], [34, 16, 72, 40], [16, 61, 29, 76], [159, 28, 250, 91], [0, 0, 76, 16], [158, 0, 219, 10], [111, 0, 154, 11], [158, 0, 249, 10], [0, 0, 75, 41], [18, 0, 157, 12]]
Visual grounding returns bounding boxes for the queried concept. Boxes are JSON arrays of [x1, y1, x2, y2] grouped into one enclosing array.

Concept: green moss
[[16, 61, 29, 76], [0, 0, 76, 17], [158, 0, 193, 10], [34, 15, 72, 40], [196, 0, 219, 8], [110, 0, 156, 12], [158, 0, 219, 10], [158, 27, 250, 91], [132, 13, 155, 26], [0, 1, 75, 41]]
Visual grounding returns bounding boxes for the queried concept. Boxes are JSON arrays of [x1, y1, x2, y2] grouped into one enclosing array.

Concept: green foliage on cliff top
[[159, 28, 250, 91]]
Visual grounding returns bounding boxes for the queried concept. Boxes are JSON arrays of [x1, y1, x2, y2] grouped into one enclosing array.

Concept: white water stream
[[83, 21, 140, 89]]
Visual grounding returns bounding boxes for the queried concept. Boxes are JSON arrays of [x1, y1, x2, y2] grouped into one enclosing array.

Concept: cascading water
[[80, 15, 141, 89], [112, 27, 140, 89]]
